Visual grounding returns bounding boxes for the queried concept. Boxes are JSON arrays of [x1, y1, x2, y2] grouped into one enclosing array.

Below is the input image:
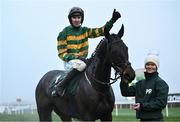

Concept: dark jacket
[[120, 72, 169, 119]]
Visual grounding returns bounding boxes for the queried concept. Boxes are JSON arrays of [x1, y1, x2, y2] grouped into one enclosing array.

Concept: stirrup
[[51, 89, 65, 97], [57, 88, 66, 97], [51, 85, 61, 97], [51, 90, 58, 97]]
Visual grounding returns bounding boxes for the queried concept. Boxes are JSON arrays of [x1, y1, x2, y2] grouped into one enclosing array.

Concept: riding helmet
[[68, 7, 84, 25]]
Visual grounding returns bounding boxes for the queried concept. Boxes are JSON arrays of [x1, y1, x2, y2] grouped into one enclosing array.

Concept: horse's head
[[104, 25, 135, 83]]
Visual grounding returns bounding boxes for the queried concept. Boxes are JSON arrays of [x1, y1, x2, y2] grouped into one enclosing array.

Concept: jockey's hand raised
[[111, 9, 121, 22]]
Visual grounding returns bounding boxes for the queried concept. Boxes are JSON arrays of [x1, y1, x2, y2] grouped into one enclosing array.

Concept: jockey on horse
[[52, 6, 121, 97]]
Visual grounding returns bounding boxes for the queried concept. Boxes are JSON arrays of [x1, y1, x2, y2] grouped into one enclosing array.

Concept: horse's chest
[[96, 98, 112, 114]]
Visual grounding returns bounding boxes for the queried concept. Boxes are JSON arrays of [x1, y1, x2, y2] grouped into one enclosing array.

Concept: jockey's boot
[[52, 69, 80, 97]]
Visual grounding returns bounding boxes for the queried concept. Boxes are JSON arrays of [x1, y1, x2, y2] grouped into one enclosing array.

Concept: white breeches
[[64, 59, 87, 72]]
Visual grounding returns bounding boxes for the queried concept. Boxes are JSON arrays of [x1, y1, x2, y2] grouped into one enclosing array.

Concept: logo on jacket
[[146, 89, 152, 94]]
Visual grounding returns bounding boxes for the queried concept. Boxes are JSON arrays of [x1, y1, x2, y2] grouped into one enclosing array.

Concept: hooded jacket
[[120, 72, 169, 119]]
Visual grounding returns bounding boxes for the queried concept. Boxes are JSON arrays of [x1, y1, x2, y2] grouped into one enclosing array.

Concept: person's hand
[[111, 9, 121, 22], [70, 59, 87, 72], [132, 103, 141, 110]]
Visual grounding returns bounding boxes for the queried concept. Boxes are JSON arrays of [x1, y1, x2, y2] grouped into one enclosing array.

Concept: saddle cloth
[[50, 71, 80, 96]]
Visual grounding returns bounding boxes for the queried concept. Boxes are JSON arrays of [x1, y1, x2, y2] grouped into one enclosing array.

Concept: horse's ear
[[117, 24, 124, 38], [104, 27, 110, 39]]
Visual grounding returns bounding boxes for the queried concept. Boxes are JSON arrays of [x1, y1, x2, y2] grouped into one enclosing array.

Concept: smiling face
[[145, 62, 157, 73], [71, 16, 82, 27]]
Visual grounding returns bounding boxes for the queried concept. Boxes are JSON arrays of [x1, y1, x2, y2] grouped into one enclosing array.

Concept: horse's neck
[[88, 50, 111, 83], [94, 57, 111, 83], [87, 39, 111, 83]]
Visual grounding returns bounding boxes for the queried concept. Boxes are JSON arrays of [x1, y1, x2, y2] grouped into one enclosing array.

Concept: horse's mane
[[90, 38, 106, 59], [90, 33, 120, 59]]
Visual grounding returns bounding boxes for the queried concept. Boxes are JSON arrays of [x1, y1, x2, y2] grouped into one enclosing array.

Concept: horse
[[35, 25, 135, 122]]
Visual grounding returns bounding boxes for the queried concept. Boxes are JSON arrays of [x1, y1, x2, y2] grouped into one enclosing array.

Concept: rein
[[84, 70, 120, 86]]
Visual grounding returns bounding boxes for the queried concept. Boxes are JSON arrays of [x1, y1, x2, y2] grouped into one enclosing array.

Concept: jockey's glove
[[111, 9, 121, 23], [69, 59, 87, 72]]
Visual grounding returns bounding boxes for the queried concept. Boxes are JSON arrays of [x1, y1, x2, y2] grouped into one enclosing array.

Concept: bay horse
[[35, 25, 135, 121]]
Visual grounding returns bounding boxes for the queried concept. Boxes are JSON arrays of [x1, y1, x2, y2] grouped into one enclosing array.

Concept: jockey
[[52, 6, 121, 96]]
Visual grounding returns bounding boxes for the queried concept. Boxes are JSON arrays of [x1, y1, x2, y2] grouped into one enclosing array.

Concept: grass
[[0, 107, 180, 121]]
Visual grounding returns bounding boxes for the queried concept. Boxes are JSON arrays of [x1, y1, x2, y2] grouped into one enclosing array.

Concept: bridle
[[111, 61, 131, 80], [85, 38, 131, 86], [106, 38, 131, 80]]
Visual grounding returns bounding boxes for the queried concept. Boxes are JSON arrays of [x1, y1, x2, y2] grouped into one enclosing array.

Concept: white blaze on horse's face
[[71, 16, 82, 27]]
